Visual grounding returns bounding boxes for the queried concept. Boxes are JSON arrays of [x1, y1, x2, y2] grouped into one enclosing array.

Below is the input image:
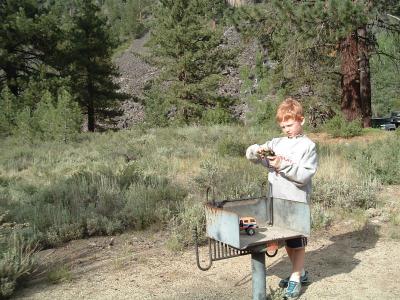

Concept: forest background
[[0, 0, 400, 298]]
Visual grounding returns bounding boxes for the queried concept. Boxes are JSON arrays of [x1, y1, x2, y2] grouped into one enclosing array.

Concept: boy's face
[[279, 117, 304, 138]]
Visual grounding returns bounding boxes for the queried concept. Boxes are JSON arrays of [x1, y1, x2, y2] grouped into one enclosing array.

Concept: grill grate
[[211, 238, 251, 261], [194, 228, 251, 271]]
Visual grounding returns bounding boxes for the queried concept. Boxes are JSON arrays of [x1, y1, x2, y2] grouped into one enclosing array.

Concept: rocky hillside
[[113, 27, 262, 128], [113, 33, 156, 128]]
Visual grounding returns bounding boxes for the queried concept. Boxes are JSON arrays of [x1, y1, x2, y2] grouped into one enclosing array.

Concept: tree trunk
[[340, 31, 361, 122], [87, 80, 95, 132], [339, 28, 372, 127], [357, 26, 372, 127], [4, 63, 19, 96]]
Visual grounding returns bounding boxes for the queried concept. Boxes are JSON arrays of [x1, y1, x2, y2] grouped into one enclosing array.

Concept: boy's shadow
[[266, 222, 380, 292]]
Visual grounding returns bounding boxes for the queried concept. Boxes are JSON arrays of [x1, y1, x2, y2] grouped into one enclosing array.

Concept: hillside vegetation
[[1, 0, 400, 298], [1, 124, 400, 297]]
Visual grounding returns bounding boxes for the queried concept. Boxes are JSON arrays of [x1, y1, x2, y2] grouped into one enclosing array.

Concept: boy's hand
[[267, 155, 281, 171], [257, 146, 280, 170], [257, 146, 275, 159]]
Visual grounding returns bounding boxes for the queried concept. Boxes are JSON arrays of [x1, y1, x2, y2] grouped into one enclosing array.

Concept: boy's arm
[[245, 144, 270, 167], [277, 143, 317, 186]]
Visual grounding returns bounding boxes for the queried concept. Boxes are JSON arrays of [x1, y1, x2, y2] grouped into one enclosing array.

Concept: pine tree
[[101, 0, 151, 40], [14, 107, 34, 143], [267, 0, 400, 127], [28, 88, 82, 142], [54, 88, 82, 142], [371, 32, 400, 115], [148, 0, 233, 123], [63, 0, 126, 132], [0, 86, 17, 136], [0, 0, 62, 95], [33, 90, 56, 141]]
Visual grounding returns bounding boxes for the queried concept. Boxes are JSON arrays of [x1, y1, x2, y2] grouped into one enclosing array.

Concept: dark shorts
[[285, 237, 308, 249]]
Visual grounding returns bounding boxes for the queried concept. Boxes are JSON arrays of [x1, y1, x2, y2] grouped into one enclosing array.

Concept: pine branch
[[373, 51, 400, 63], [375, 18, 400, 33]]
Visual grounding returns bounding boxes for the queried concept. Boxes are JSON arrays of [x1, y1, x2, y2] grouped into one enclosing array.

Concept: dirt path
[[13, 216, 400, 300]]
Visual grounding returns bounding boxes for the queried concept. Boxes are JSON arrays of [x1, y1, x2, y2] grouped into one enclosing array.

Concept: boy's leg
[[282, 238, 307, 298], [285, 237, 307, 278], [285, 246, 295, 265], [289, 247, 305, 281]]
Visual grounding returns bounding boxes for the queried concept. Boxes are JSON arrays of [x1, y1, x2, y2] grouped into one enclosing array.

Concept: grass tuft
[[47, 265, 72, 284]]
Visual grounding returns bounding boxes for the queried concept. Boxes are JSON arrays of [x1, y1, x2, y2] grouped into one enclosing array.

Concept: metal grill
[[194, 187, 310, 300], [194, 228, 251, 271], [211, 238, 251, 261]]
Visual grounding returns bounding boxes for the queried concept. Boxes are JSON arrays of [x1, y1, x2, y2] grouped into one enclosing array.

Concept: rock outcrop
[[112, 27, 262, 128]]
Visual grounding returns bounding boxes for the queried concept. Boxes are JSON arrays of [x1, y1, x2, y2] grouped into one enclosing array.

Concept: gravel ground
[[14, 216, 400, 300]]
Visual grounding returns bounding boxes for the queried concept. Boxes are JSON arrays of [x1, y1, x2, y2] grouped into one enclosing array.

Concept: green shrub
[[167, 197, 205, 251], [0, 87, 17, 137], [122, 181, 187, 230], [239, 66, 254, 94], [194, 156, 266, 200], [144, 85, 207, 127], [345, 136, 400, 184], [14, 107, 34, 143], [118, 163, 143, 189], [311, 203, 333, 230], [217, 138, 247, 157], [202, 106, 233, 125], [4, 168, 188, 248], [245, 96, 278, 128], [13, 89, 82, 143], [324, 114, 362, 138], [47, 265, 72, 284], [0, 232, 36, 298], [312, 177, 379, 210], [33, 89, 82, 142]]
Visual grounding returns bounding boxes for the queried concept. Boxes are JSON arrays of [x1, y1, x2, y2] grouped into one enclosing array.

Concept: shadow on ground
[[234, 222, 380, 292], [270, 223, 379, 282]]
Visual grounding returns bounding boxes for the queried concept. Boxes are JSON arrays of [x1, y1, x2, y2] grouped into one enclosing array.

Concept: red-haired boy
[[246, 98, 318, 299]]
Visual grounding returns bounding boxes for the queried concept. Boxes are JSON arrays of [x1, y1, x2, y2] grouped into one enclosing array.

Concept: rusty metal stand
[[194, 228, 273, 300], [251, 249, 267, 300]]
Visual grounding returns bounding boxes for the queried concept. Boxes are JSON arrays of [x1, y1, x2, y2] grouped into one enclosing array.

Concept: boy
[[245, 98, 317, 299]]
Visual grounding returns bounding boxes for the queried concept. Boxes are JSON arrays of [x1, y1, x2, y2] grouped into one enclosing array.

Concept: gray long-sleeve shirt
[[246, 135, 318, 203]]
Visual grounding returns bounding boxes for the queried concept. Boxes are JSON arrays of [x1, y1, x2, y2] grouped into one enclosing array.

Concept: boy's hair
[[276, 97, 304, 123]]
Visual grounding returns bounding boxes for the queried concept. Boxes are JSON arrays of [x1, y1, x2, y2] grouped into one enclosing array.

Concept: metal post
[[251, 251, 267, 300]]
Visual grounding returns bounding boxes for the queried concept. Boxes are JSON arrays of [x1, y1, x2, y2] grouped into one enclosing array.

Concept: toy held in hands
[[259, 148, 275, 158]]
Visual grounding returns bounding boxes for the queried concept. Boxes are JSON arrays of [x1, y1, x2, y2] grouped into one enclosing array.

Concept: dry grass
[[1, 124, 398, 298]]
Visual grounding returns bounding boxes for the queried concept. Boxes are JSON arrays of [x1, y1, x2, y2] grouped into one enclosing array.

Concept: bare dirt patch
[[14, 216, 400, 300]]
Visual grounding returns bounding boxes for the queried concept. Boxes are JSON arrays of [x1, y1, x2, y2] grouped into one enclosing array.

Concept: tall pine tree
[[268, 0, 399, 126], [63, 0, 126, 131], [231, 1, 400, 127], [148, 0, 233, 123], [0, 0, 61, 95]]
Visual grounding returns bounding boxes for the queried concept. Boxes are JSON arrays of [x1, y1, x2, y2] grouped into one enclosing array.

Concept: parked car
[[372, 111, 400, 129], [239, 217, 258, 236], [380, 123, 396, 131], [390, 111, 400, 127]]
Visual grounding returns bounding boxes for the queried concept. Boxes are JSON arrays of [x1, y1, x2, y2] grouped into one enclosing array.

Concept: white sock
[[289, 269, 305, 282], [289, 273, 300, 283]]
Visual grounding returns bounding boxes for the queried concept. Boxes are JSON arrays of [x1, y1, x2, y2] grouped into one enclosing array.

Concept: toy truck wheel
[[246, 228, 255, 236]]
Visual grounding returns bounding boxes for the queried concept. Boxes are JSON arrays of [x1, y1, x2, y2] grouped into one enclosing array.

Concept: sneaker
[[284, 280, 302, 299], [279, 271, 309, 288]]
